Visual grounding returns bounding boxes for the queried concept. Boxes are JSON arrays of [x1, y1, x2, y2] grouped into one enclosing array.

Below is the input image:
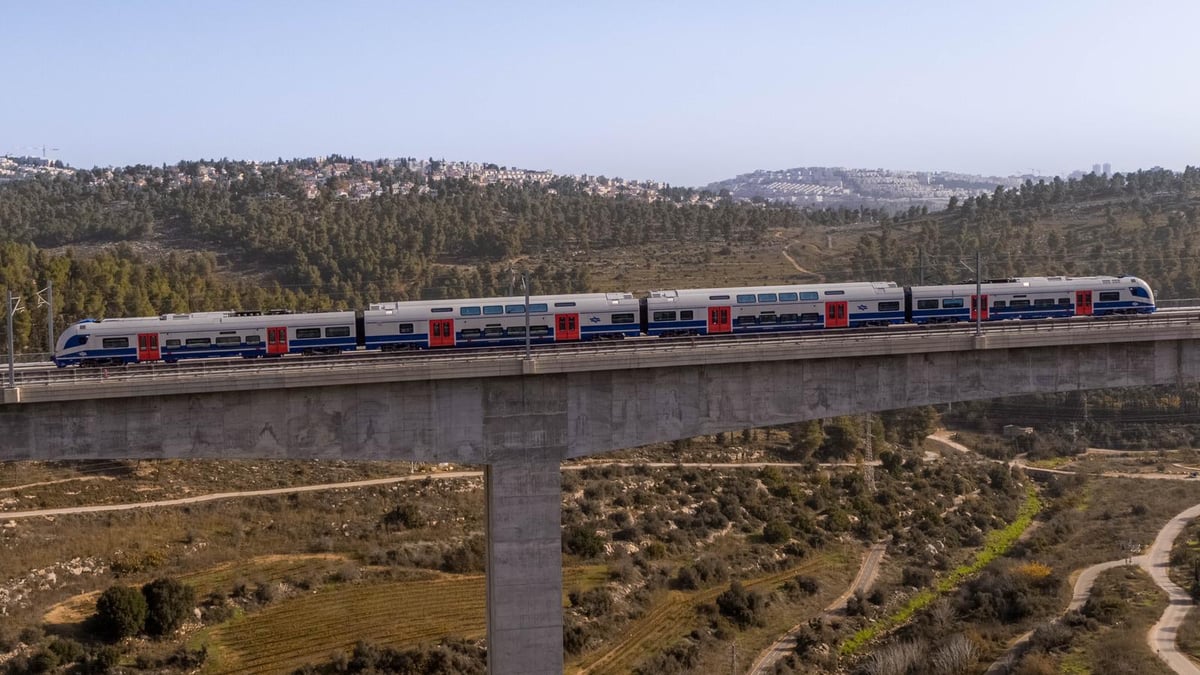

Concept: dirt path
[[0, 476, 114, 493], [747, 543, 887, 675], [0, 472, 483, 520], [780, 247, 822, 279]]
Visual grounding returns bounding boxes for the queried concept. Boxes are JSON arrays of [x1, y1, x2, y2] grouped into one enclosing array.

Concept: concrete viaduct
[[4, 315, 1200, 674]]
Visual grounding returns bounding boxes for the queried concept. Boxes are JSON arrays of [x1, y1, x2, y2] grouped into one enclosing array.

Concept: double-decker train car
[[363, 292, 642, 350], [643, 282, 906, 336], [52, 310, 357, 367], [907, 275, 1156, 323]]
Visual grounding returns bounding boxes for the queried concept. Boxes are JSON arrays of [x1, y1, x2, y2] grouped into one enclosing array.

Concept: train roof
[[368, 292, 635, 312], [649, 282, 900, 300], [910, 275, 1148, 294]]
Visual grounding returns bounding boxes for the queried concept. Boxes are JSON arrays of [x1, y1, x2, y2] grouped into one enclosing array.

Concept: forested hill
[[1, 159, 1198, 354], [841, 168, 1200, 298], [0, 158, 836, 351]]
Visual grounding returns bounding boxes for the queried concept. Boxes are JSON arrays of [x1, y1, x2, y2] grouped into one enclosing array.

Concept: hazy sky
[[4, 0, 1198, 185]]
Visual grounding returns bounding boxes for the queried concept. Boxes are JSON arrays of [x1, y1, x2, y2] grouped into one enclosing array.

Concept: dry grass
[[203, 565, 605, 675], [569, 546, 856, 675]]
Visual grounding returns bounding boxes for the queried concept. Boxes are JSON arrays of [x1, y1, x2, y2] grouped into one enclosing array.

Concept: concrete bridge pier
[[485, 452, 563, 675]]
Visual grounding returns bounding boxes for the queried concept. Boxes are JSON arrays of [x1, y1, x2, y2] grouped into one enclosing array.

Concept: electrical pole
[[5, 289, 17, 388], [46, 280, 53, 355], [523, 271, 531, 360], [975, 250, 982, 337]]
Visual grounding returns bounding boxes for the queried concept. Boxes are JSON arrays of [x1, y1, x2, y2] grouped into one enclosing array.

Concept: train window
[[653, 311, 677, 322], [736, 294, 757, 303], [1034, 299, 1054, 308], [460, 307, 481, 316], [735, 316, 757, 326], [505, 305, 527, 314], [757, 293, 777, 303], [680, 310, 694, 320], [800, 292, 819, 301], [528, 303, 548, 313], [1099, 291, 1120, 302], [942, 298, 964, 309], [758, 314, 777, 324], [824, 290, 845, 296], [800, 313, 820, 322], [530, 325, 550, 336], [430, 307, 452, 313], [778, 292, 798, 301], [709, 294, 731, 300], [296, 328, 321, 339], [165, 339, 181, 348], [1010, 299, 1031, 308], [879, 301, 900, 311], [992, 301, 1006, 309], [917, 300, 939, 310], [508, 326, 526, 337], [185, 338, 211, 347], [397, 323, 414, 334], [1058, 298, 1071, 305], [484, 326, 505, 337], [612, 313, 636, 324], [102, 337, 129, 348], [326, 326, 351, 338], [215, 336, 241, 346], [483, 305, 504, 315], [245, 335, 261, 344], [779, 313, 799, 323], [1131, 287, 1150, 298], [554, 301, 577, 307], [461, 328, 481, 339]]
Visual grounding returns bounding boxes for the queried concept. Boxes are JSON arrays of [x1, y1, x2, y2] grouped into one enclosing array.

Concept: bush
[[564, 526, 606, 559], [716, 581, 766, 628], [141, 577, 196, 637], [761, 519, 793, 544], [94, 585, 147, 641]]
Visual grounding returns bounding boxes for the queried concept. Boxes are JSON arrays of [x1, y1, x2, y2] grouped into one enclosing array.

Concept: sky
[[4, 0, 1199, 186]]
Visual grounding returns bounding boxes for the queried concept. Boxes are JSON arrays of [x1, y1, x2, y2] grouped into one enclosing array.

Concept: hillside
[[1, 160, 1199, 358]]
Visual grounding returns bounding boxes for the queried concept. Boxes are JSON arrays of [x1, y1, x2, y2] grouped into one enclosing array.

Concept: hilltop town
[[2, 154, 1044, 212]]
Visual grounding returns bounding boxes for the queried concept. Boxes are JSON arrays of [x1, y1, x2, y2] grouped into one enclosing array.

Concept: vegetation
[[93, 585, 147, 641]]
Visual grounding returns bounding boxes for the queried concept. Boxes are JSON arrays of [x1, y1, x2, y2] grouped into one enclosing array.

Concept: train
[[52, 275, 1157, 367]]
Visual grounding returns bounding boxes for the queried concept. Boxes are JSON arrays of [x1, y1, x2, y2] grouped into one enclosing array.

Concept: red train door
[[1075, 290, 1093, 316], [555, 313, 580, 341], [970, 295, 989, 321], [708, 306, 731, 333], [825, 301, 848, 328], [136, 333, 160, 362], [267, 326, 289, 355], [429, 319, 455, 347]]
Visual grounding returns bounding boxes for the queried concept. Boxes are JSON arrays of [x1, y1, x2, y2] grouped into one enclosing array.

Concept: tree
[[94, 585, 147, 641], [141, 577, 196, 637]]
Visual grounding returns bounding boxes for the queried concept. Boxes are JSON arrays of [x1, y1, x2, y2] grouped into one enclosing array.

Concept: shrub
[[716, 581, 766, 628], [761, 519, 793, 544], [94, 585, 147, 641], [141, 577, 196, 637], [564, 526, 606, 559]]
